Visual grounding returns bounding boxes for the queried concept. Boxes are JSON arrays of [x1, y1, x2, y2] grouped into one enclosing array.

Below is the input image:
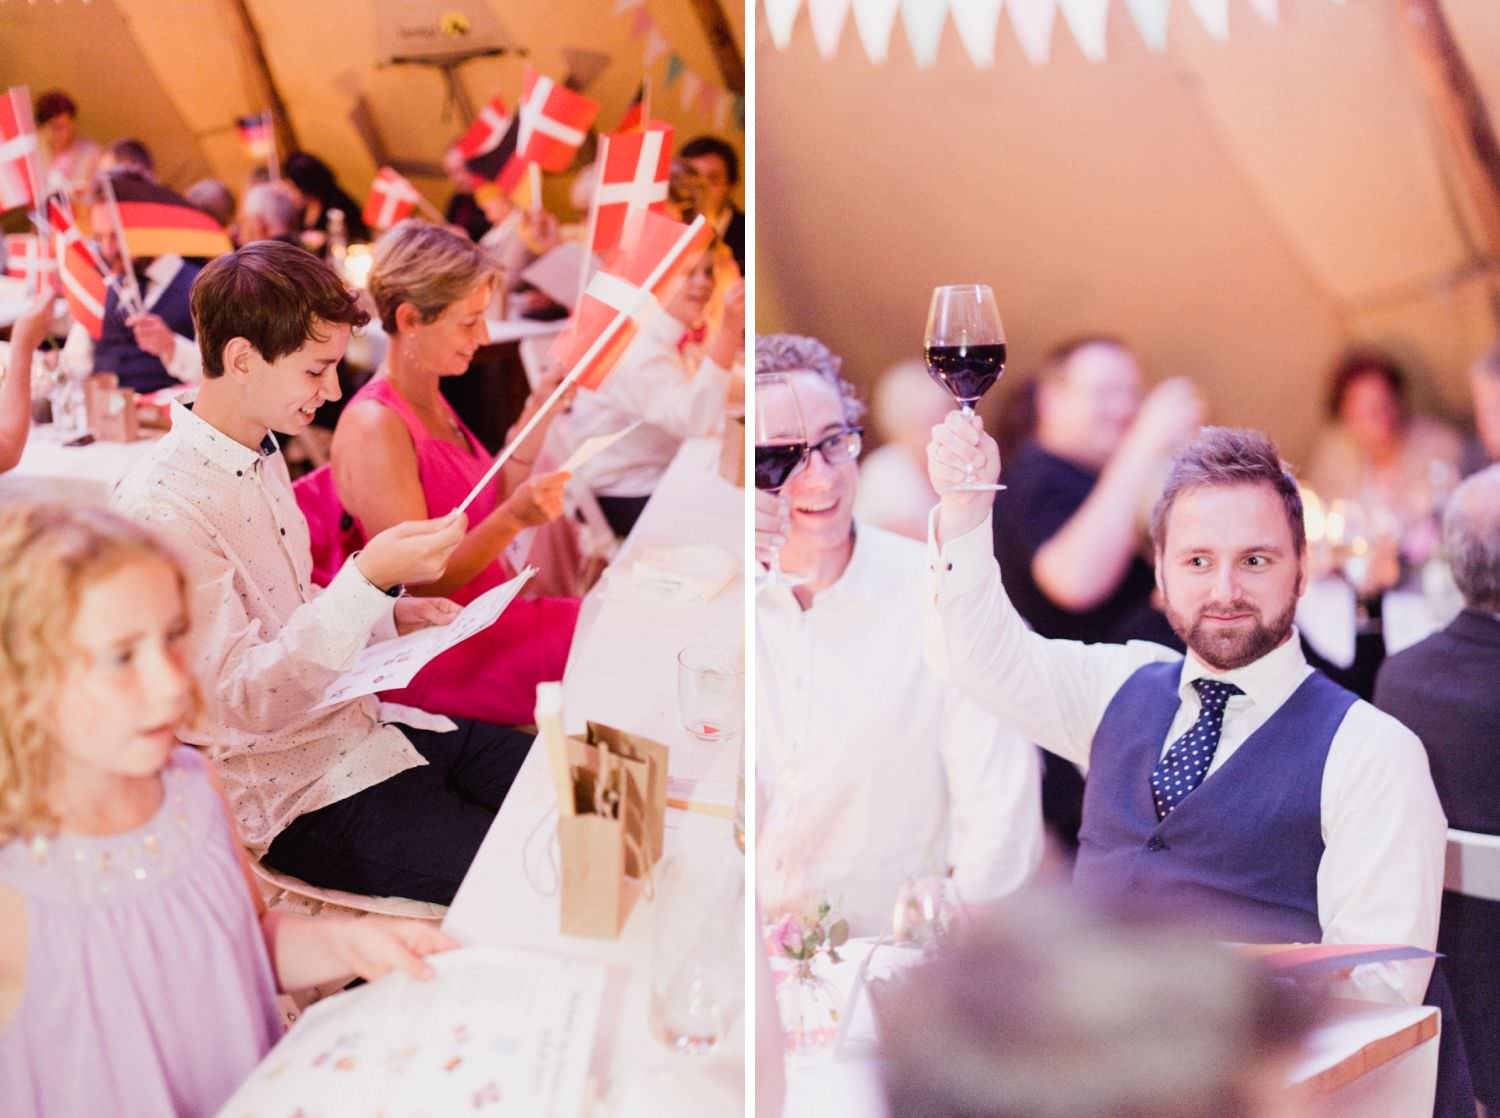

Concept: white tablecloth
[[0, 423, 160, 504], [779, 939, 1439, 1118], [442, 437, 746, 1115]]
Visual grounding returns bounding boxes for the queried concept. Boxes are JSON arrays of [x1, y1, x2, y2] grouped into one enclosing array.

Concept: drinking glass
[[925, 284, 1007, 492], [649, 856, 744, 1054], [676, 644, 743, 743], [754, 372, 809, 588]]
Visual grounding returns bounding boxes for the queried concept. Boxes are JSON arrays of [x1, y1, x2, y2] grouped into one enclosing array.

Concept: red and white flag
[[0, 87, 45, 214], [4, 233, 57, 294], [456, 97, 511, 160], [516, 67, 600, 172], [363, 166, 422, 230], [547, 211, 711, 390], [47, 196, 108, 341], [590, 125, 673, 258]]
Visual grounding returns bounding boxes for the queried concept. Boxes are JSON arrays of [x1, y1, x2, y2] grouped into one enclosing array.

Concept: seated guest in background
[[544, 248, 744, 538], [331, 222, 579, 727], [0, 296, 53, 474], [876, 891, 1321, 1118], [35, 89, 100, 205], [60, 171, 203, 395], [97, 137, 155, 180], [679, 136, 744, 272], [284, 151, 370, 247], [233, 180, 304, 247], [184, 178, 236, 229], [442, 144, 492, 243], [113, 241, 534, 904], [994, 336, 1202, 853], [853, 359, 951, 540], [755, 335, 1042, 937], [1376, 464, 1500, 1112], [1461, 344, 1500, 476], [1307, 347, 1463, 558], [926, 421, 1446, 1006]]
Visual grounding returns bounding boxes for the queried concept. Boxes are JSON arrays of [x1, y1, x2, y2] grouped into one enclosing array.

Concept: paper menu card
[[313, 567, 536, 711], [217, 946, 606, 1118], [559, 422, 641, 476]]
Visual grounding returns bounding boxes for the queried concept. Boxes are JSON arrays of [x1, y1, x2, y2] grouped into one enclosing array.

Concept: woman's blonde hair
[[368, 219, 497, 334], [0, 502, 190, 843]]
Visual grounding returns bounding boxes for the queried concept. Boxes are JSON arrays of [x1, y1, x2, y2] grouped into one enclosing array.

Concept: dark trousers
[[262, 718, 532, 904]]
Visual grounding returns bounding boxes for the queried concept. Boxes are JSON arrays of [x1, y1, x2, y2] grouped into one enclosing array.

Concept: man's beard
[[1163, 593, 1297, 672]]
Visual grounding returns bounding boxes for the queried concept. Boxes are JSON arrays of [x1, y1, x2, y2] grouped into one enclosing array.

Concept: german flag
[[109, 174, 233, 260]]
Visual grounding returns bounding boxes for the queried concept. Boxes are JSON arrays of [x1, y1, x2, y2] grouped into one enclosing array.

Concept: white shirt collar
[[167, 398, 279, 478], [1177, 625, 1309, 714], [144, 253, 185, 290]]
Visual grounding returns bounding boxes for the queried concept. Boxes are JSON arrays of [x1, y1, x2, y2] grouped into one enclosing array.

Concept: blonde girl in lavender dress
[[0, 503, 460, 1117]]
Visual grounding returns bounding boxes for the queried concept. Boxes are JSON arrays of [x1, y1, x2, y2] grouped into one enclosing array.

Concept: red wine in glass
[[923, 343, 1007, 412], [755, 443, 809, 493]]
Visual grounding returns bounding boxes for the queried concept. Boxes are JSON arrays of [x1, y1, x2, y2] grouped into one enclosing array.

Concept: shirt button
[[1146, 836, 1167, 852], [280, 528, 286, 536]]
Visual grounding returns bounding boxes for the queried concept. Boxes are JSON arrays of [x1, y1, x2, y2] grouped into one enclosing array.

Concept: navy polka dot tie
[[1150, 679, 1242, 821]]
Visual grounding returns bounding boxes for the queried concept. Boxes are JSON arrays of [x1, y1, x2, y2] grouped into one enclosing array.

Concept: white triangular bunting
[[948, 0, 1003, 68], [1247, 0, 1278, 25], [1007, 0, 1057, 65], [1188, 0, 1229, 40], [900, 0, 948, 68], [1058, 0, 1109, 61], [644, 29, 671, 65], [808, 0, 853, 58], [713, 88, 731, 129], [1124, 0, 1169, 51], [852, 0, 903, 63], [680, 70, 704, 111], [763, 0, 804, 49], [612, 0, 645, 14]]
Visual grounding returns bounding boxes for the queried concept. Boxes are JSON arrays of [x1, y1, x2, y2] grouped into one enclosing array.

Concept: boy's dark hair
[[34, 90, 77, 125], [678, 135, 739, 185], [190, 241, 369, 376]]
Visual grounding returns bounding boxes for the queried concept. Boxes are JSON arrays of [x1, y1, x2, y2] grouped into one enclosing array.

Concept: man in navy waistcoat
[[922, 421, 1445, 1008]]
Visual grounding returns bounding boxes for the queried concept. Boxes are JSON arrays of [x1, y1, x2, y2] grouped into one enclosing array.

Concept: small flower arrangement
[[768, 901, 849, 972]]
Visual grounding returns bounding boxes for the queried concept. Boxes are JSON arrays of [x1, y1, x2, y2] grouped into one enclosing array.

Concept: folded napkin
[[613, 543, 737, 601]]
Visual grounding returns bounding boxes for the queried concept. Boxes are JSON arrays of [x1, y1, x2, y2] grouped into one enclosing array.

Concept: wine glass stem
[[959, 403, 977, 479]]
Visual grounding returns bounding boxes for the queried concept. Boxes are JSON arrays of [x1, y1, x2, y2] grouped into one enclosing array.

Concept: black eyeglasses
[[807, 426, 863, 467]]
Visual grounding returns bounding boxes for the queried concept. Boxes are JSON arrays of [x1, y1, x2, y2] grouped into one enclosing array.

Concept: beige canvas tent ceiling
[[1, 0, 744, 222], [757, 0, 1500, 465]]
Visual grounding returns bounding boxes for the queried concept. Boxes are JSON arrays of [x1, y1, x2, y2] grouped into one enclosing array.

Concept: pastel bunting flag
[[763, 0, 804, 50], [665, 54, 686, 86], [1125, 0, 1170, 51], [948, 0, 1002, 67], [809, 0, 852, 59], [1058, 0, 1110, 61], [900, 0, 948, 68], [1008, 0, 1058, 65], [644, 29, 671, 66], [851, 0, 902, 63], [1188, 0, 1230, 41], [1247, 0, 1279, 25], [680, 71, 703, 112]]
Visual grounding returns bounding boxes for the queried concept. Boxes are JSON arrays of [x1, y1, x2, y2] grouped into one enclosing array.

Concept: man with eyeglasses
[[754, 334, 1042, 937]]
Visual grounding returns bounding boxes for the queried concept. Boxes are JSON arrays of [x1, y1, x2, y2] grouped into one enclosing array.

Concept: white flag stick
[[415, 190, 447, 225], [266, 111, 280, 182], [456, 214, 707, 515], [100, 174, 145, 317], [576, 133, 609, 304]]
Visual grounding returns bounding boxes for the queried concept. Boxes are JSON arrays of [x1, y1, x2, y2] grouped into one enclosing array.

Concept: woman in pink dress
[[330, 221, 579, 726]]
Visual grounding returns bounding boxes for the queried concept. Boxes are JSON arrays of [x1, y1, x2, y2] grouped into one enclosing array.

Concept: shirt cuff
[[926, 506, 998, 598], [323, 555, 399, 638], [168, 333, 204, 385]]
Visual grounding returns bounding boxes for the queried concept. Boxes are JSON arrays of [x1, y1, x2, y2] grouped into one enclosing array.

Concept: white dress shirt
[[112, 400, 452, 852], [61, 254, 204, 386], [543, 308, 729, 497], [759, 522, 1043, 936], [922, 512, 1446, 1004]]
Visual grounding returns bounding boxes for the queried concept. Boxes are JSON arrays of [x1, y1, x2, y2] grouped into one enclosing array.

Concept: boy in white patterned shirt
[[114, 240, 533, 903]]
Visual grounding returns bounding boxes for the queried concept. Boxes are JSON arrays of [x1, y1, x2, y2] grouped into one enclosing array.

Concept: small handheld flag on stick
[[47, 195, 109, 340], [4, 234, 56, 295], [236, 111, 278, 180], [456, 214, 710, 515], [107, 173, 235, 261], [516, 67, 600, 172], [0, 87, 45, 215]]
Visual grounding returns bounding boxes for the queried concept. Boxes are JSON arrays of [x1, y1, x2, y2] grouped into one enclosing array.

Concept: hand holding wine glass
[[924, 284, 1007, 492], [927, 411, 1000, 544]]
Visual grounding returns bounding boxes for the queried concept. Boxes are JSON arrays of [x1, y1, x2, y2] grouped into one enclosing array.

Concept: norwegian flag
[[456, 97, 511, 160], [4, 234, 57, 294], [591, 125, 673, 258], [0, 87, 45, 214], [516, 66, 599, 172], [547, 211, 711, 390], [47, 196, 109, 341], [236, 112, 274, 161], [363, 166, 422, 230]]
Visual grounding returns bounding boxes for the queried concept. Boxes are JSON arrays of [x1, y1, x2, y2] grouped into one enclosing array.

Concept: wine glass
[[754, 373, 809, 589], [925, 284, 1007, 492]]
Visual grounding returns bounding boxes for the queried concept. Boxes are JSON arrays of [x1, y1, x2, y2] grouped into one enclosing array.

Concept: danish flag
[[47, 196, 108, 341], [0, 87, 44, 214], [456, 97, 511, 160], [362, 166, 422, 230], [547, 211, 711, 390], [590, 125, 673, 258], [4, 234, 57, 294], [516, 67, 599, 172]]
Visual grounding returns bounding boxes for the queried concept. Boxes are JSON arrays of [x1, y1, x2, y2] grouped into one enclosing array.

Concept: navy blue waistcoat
[[1073, 660, 1357, 943], [93, 261, 200, 395]]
